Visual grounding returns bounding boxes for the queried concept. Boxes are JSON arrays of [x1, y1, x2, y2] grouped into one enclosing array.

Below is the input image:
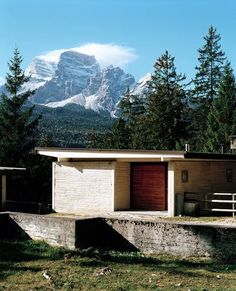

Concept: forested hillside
[[32, 103, 113, 147]]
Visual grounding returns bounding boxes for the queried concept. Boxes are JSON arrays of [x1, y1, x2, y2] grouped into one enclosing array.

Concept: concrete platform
[[1, 211, 236, 259], [50, 210, 169, 221]]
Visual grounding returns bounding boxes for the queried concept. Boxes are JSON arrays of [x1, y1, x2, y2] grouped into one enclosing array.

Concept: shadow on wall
[[0, 213, 30, 240], [75, 218, 138, 252]]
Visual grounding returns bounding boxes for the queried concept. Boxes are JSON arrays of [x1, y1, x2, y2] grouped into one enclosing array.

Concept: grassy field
[[0, 240, 236, 290]]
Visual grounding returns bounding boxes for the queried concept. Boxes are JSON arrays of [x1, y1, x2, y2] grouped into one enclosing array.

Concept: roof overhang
[[35, 147, 185, 162], [36, 147, 236, 162]]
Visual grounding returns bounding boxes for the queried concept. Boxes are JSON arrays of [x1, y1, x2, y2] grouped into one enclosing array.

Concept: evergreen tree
[[109, 118, 130, 149], [191, 26, 226, 151], [118, 88, 145, 148], [0, 48, 40, 166], [144, 51, 188, 150], [204, 63, 236, 153]]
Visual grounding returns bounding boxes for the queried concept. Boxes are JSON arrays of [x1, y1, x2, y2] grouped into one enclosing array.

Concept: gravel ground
[[49, 211, 236, 227]]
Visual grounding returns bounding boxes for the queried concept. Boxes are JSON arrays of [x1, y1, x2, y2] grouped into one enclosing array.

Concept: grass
[[0, 240, 236, 290]]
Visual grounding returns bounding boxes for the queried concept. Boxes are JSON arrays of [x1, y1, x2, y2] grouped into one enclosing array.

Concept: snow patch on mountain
[[46, 93, 85, 108], [45, 64, 136, 114], [131, 73, 151, 96], [21, 45, 150, 116]]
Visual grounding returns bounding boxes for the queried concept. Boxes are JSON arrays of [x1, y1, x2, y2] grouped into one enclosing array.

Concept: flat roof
[[35, 147, 236, 162]]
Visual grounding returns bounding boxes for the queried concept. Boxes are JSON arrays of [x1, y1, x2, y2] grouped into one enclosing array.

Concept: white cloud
[[38, 49, 65, 63], [73, 43, 137, 69], [37, 43, 137, 69]]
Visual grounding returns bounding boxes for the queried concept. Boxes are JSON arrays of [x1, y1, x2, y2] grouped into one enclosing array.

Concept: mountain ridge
[[25, 50, 139, 115], [23, 48, 151, 115]]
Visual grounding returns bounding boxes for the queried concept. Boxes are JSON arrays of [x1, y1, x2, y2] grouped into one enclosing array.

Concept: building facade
[[36, 148, 236, 216]]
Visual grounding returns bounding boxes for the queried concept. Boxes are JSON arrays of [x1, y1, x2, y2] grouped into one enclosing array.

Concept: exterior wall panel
[[53, 161, 114, 213], [174, 161, 236, 194], [114, 162, 130, 210]]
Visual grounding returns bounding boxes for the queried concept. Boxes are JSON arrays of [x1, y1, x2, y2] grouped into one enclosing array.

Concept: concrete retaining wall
[[1, 212, 236, 258], [104, 219, 236, 258], [0, 212, 77, 249]]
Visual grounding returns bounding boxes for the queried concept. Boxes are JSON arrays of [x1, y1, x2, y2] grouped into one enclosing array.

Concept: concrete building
[[36, 148, 236, 216]]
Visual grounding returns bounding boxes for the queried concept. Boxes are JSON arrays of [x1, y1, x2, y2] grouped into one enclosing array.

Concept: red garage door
[[131, 163, 167, 211]]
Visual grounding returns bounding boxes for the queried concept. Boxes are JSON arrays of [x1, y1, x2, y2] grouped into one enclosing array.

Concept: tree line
[[88, 26, 236, 153], [0, 26, 235, 178], [0, 26, 234, 204]]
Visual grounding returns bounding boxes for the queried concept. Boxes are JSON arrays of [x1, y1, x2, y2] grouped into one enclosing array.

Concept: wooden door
[[131, 163, 167, 211]]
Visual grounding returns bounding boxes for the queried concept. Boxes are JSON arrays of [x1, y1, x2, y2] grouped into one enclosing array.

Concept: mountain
[[0, 48, 151, 147], [25, 50, 136, 116], [131, 73, 151, 96]]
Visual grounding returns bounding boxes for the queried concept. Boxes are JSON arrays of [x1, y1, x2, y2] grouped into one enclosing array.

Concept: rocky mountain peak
[[19, 48, 150, 116]]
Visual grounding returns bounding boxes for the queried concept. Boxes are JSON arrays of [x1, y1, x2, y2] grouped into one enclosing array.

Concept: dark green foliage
[[7, 154, 54, 204], [192, 26, 226, 103], [119, 88, 145, 129], [34, 103, 113, 148], [113, 88, 145, 149], [0, 49, 40, 166], [109, 118, 130, 149], [190, 26, 226, 151], [143, 50, 188, 150], [86, 119, 130, 149], [0, 49, 54, 205], [204, 63, 236, 153]]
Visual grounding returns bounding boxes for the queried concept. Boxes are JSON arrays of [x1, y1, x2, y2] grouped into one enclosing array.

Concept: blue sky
[[1, 0, 236, 83]]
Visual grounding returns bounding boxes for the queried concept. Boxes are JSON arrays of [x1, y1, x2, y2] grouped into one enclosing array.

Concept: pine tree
[[0, 48, 40, 166], [144, 51, 188, 150], [204, 63, 236, 153], [109, 118, 130, 149], [118, 88, 145, 148], [191, 26, 226, 151]]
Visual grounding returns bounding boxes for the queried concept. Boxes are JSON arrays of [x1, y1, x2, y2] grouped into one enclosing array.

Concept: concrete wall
[[174, 161, 236, 194], [114, 162, 130, 210], [53, 161, 114, 213], [1, 212, 236, 258], [104, 218, 236, 258], [2, 212, 77, 249]]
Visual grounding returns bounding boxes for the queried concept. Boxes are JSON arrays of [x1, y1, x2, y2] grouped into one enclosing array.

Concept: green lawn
[[0, 240, 236, 290]]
